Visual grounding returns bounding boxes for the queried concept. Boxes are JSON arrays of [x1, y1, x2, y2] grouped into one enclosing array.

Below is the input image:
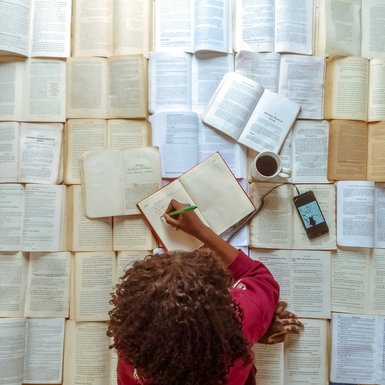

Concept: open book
[[325, 56, 385, 121], [80, 147, 162, 218], [137, 152, 256, 251], [328, 120, 385, 182], [150, 111, 247, 179], [0, 122, 63, 184], [202, 72, 300, 154], [331, 248, 385, 315], [234, 0, 314, 55], [336, 181, 385, 248], [153, 0, 232, 54], [249, 183, 336, 250], [0, 57, 66, 122], [0, 318, 65, 385], [72, 0, 151, 57], [66, 55, 147, 119], [316, 0, 385, 59], [0, 0, 71, 57]]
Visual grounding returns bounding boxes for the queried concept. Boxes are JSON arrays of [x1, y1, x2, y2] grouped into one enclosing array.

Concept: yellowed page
[[327, 119, 368, 180], [74, 251, 115, 321], [0, 122, 19, 182], [367, 121, 385, 181], [369, 249, 385, 314], [66, 185, 113, 252], [107, 119, 149, 149], [324, 56, 369, 121], [116, 250, 149, 280], [368, 58, 385, 120], [253, 343, 284, 385]]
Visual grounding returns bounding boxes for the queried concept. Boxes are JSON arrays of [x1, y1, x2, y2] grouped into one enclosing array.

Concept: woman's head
[[107, 248, 251, 385]]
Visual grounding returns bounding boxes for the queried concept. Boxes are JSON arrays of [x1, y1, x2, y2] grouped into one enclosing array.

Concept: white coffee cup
[[249, 151, 291, 182]]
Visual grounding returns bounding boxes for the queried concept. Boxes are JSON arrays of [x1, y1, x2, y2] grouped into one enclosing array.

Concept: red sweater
[[117, 249, 280, 385]]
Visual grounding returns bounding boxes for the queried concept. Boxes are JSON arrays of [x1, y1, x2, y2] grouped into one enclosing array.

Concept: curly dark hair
[[107, 247, 251, 385]]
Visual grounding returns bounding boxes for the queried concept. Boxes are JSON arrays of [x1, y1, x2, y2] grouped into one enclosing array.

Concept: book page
[[253, 343, 284, 385], [191, 53, 234, 113], [0, 252, 27, 317], [66, 57, 108, 118], [327, 120, 368, 180], [67, 185, 113, 251], [330, 313, 383, 384], [293, 183, 336, 250], [0, 122, 19, 182], [337, 181, 375, 248], [291, 120, 329, 183], [107, 55, 147, 118], [154, 0, 193, 52], [278, 54, 325, 119], [150, 111, 200, 178], [374, 183, 385, 248], [22, 59, 66, 122], [148, 51, 192, 113], [198, 120, 248, 179], [202, 72, 264, 141], [368, 58, 385, 121], [23, 184, 66, 252], [30, 0, 72, 57], [361, 0, 385, 59], [23, 318, 65, 384], [0, 0, 31, 56], [324, 56, 369, 121], [275, 0, 314, 55], [107, 119, 149, 149], [368, 249, 385, 314], [235, 51, 280, 93], [116, 250, 149, 280], [180, 152, 255, 235], [64, 119, 107, 185], [331, 248, 371, 314], [63, 321, 111, 385], [194, 0, 231, 53], [0, 318, 26, 385], [74, 251, 115, 321], [284, 319, 329, 385], [18, 123, 63, 184], [113, 216, 156, 251], [113, 0, 151, 56], [71, 0, 113, 57], [367, 121, 385, 181], [233, 0, 275, 52], [0, 184, 24, 251], [24, 252, 70, 318], [238, 89, 300, 153], [137, 179, 205, 251], [249, 183, 293, 249], [0, 58, 24, 121]]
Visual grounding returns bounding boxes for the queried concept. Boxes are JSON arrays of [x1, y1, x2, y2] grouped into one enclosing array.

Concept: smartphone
[[293, 190, 329, 239]]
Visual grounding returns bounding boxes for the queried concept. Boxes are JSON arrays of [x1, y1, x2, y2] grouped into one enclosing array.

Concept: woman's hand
[[258, 301, 304, 344]]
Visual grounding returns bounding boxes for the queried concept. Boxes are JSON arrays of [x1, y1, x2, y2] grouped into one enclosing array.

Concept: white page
[[191, 53, 234, 113], [150, 111, 200, 178], [30, 0, 72, 57], [148, 51, 192, 113], [23, 318, 65, 384], [278, 54, 325, 119], [374, 183, 385, 248], [330, 313, 383, 384], [235, 51, 280, 93], [0, 184, 24, 251], [107, 119, 149, 149], [18, 123, 63, 184], [0, 122, 19, 182], [0, 318, 26, 385], [116, 250, 148, 279], [275, 0, 314, 55], [253, 343, 284, 385], [0, 252, 28, 317], [369, 249, 385, 315], [24, 252, 70, 318], [154, 0, 193, 52], [336, 181, 375, 248]]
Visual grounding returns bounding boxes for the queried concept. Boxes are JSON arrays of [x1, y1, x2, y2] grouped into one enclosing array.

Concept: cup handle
[[278, 168, 291, 178]]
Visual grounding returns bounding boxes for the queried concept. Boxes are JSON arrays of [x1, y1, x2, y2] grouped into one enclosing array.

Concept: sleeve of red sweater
[[228, 249, 280, 344]]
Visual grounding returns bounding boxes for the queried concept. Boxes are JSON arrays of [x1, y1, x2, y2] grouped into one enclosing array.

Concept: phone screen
[[297, 200, 325, 229]]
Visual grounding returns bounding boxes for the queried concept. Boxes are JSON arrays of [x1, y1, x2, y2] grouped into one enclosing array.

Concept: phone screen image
[[297, 200, 326, 229]]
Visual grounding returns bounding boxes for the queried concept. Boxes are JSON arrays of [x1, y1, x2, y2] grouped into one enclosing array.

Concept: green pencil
[[168, 204, 198, 217]]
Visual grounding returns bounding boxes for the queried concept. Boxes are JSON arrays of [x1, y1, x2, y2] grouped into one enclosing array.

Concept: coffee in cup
[[250, 151, 291, 182]]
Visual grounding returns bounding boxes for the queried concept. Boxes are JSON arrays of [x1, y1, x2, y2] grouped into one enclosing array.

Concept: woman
[[108, 199, 303, 385]]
